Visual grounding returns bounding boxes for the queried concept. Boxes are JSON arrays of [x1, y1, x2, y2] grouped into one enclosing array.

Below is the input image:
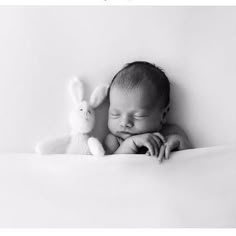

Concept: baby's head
[[108, 61, 170, 140]]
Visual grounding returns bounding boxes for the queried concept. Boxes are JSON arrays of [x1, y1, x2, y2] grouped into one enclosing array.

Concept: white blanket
[[0, 145, 236, 227]]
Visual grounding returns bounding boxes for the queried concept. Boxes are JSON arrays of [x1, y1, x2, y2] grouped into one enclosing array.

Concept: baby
[[104, 61, 192, 161]]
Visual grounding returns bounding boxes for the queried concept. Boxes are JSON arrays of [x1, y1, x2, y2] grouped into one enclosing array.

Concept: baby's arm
[[161, 123, 193, 150], [104, 133, 165, 156], [104, 133, 137, 155], [103, 133, 120, 155]]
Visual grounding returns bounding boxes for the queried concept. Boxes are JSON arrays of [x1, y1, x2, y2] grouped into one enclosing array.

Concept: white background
[[0, 6, 236, 152]]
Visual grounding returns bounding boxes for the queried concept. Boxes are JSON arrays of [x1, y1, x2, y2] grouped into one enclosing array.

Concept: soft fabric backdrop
[[0, 6, 235, 152]]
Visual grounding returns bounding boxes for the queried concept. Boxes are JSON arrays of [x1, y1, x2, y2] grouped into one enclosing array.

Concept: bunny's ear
[[89, 85, 109, 108], [68, 77, 85, 106]]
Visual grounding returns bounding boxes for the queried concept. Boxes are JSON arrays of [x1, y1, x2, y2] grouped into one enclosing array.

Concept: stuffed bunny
[[35, 77, 108, 156]]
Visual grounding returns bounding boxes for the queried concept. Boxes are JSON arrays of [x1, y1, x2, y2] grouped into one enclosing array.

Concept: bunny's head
[[68, 77, 108, 134]]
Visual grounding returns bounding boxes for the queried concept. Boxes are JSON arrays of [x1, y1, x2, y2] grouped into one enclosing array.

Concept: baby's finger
[[165, 143, 170, 159], [152, 135, 162, 148], [153, 132, 166, 143], [157, 145, 165, 162], [150, 136, 159, 156], [146, 151, 150, 156], [145, 142, 155, 156], [151, 135, 162, 156]]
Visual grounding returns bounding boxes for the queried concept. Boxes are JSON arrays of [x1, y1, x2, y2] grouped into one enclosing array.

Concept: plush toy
[[35, 77, 108, 156]]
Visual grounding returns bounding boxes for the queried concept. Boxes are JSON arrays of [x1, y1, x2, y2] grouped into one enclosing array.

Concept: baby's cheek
[[137, 119, 161, 133], [135, 120, 150, 133], [108, 118, 116, 133]]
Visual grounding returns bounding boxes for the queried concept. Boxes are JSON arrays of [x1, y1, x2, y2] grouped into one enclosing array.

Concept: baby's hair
[[109, 61, 170, 109]]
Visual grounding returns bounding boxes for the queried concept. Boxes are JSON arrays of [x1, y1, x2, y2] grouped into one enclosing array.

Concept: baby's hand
[[160, 134, 182, 162], [129, 132, 165, 157]]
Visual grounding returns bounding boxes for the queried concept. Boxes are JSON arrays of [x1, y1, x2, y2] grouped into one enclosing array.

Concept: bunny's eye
[[80, 108, 83, 111]]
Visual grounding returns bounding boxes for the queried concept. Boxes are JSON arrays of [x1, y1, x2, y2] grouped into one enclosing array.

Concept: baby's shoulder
[[161, 123, 184, 134]]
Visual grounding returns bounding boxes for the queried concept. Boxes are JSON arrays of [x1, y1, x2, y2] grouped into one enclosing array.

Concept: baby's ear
[[89, 85, 109, 108], [161, 104, 170, 123], [68, 77, 85, 106]]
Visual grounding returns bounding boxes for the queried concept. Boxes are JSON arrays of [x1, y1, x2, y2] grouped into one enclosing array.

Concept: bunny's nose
[[85, 111, 90, 118], [83, 109, 91, 120], [81, 101, 88, 109]]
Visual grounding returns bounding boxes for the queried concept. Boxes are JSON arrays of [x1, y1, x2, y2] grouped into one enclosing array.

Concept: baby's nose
[[120, 116, 133, 128]]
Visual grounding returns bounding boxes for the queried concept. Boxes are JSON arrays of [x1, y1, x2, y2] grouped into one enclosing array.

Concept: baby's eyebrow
[[109, 108, 120, 112], [135, 109, 149, 112], [136, 106, 151, 111], [134, 111, 149, 115]]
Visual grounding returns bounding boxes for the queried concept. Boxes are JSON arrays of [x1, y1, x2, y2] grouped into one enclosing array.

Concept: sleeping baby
[[104, 61, 192, 161]]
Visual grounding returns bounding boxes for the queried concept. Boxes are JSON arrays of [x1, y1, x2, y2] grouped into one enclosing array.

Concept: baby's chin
[[118, 132, 132, 140], [112, 131, 132, 140]]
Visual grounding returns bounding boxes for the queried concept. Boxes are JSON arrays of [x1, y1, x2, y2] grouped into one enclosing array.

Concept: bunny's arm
[[88, 137, 105, 156], [35, 135, 71, 154]]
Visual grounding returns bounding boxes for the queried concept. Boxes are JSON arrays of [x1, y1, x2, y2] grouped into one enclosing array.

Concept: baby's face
[[108, 83, 165, 140]]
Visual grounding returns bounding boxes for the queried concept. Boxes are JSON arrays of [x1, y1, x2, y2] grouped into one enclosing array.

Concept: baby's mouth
[[117, 131, 132, 139]]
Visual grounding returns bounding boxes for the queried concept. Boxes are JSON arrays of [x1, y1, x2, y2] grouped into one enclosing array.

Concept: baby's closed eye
[[109, 113, 120, 118], [134, 114, 149, 120]]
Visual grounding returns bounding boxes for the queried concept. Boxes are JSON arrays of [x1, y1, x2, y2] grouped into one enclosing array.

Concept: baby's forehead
[[109, 83, 159, 109]]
